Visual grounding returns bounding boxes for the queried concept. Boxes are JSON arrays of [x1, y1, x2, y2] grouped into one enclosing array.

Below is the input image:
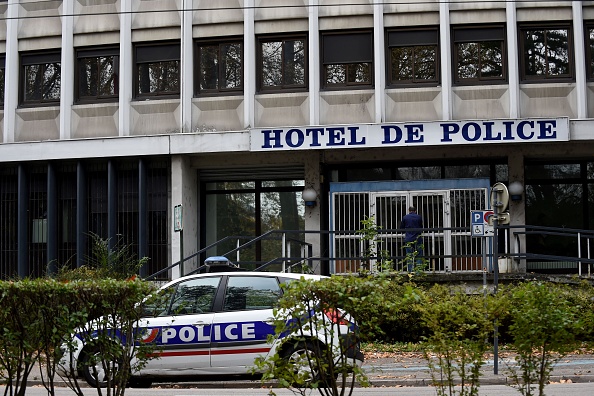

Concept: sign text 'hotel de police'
[[250, 118, 569, 152]]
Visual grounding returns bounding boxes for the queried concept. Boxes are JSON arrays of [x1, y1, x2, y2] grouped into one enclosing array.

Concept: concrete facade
[[1, 0, 594, 278]]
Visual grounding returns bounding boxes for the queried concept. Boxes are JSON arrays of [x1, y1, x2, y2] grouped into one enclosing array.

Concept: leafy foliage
[[0, 279, 157, 396], [254, 275, 390, 395], [418, 285, 493, 396], [56, 232, 148, 281], [503, 282, 581, 396]]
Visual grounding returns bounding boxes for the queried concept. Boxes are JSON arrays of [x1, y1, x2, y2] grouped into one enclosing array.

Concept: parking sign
[[471, 210, 494, 237]]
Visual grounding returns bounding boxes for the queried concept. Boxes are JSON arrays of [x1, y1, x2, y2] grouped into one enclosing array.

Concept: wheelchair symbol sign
[[471, 211, 494, 237]]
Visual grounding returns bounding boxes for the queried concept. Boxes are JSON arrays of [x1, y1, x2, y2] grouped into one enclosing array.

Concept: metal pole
[[578, 232, 582, 276], [492, 192, 500, 375], [180, 229, 184, 277]]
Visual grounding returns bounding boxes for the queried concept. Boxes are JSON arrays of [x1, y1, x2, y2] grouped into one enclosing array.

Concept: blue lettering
[[262, 130, 284, 148], [327, 127, 346, 146], [286, 129, 305, 148], [462, 122, 481, 142], [537, 120, 556, 139], [405, 124, 424, 143], [381, 125, 403, 144], [347, 126, 365, 145], [306, 128, 325, 147], [517, 121, 535, 140], [440, 123, 460, 142], [502, 121, 515, 140], [483, 122, 500, 140]]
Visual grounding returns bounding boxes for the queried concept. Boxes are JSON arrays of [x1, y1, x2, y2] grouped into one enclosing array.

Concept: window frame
[[519, 23, 574, 83], [257, 33, 308, 93], [75, 46, 119, 104], [452, 25, 507, 85], [133, 41, 180, 99], [321, 30, 374, 90], [222, 275, 282, 312], [386, 27, 440, 87], [20, 51, 61, 107], [584, 22, 594, 81], [0, 55, 5, 107], [195, 38, 244, 96]]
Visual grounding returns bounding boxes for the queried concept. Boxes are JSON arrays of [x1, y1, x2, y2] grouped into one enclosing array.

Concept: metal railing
[[506, 224, 594, 276], [145, 225, 594, 280]]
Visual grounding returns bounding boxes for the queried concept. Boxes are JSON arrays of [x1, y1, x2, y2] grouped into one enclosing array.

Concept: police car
[[59, 262, 363, 387]]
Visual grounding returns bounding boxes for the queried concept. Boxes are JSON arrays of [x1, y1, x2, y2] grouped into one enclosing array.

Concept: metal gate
[[331, 186, 488, 273]]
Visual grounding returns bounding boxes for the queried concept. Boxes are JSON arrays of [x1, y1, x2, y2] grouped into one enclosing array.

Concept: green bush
[[417, 285, 493, 396], [504, 282, 582, 396], [0, 278, 157, 396], [255, 274, 393, 395], [349, 279, 425, 343]]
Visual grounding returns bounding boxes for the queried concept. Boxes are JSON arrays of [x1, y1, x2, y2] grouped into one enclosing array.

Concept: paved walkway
[[23, 351, 594, 389], [363, 351, 594, 388]]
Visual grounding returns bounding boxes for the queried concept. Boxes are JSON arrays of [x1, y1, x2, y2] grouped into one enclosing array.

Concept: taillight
[[323, 308, 350, 326]]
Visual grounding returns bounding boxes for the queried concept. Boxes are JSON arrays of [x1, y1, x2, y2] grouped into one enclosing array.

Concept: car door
[[136, 275, 222, 375], [209, 275, 282, 370]]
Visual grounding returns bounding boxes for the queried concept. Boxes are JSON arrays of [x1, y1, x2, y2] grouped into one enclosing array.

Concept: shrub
[[504, 282, 581, 396]]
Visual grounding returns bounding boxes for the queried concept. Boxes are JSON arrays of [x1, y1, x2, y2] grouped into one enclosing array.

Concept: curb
[[26, 374, 594, 389]]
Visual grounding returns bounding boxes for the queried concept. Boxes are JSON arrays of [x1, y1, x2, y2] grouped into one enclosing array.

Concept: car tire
[[80, 346, 119, 388], [282, 340, 330, 387]]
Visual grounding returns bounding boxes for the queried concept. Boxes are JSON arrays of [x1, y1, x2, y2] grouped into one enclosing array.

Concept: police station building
[[1, 0, 594, 280]]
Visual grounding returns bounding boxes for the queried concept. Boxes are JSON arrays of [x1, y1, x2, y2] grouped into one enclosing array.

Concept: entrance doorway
[[330, 179, 489, 273]]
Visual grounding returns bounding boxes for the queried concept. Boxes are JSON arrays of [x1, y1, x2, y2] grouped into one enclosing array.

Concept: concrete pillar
[[171, 155, 198, 279], [439, 0, 452, 120], [573, 1, 588, 119], [4, 0, 19, 143], [119, 0, 132, 136], [243, 0, 255, 128], [308, 0, 320, 125], [59, 0, 74, 140], [181, 0, 193, 132], [373, 1, 385, 123], [303, 152, 322, 274], [506, 0, 520, 118]]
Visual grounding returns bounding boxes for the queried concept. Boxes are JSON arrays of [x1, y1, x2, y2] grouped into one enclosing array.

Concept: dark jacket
[[400, 212, 423, 243]]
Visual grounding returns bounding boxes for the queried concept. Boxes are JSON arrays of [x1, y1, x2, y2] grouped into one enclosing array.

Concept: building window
[[196, 39, 243, 95], [76, 47, 119, 102], [585, 24, 594, 80], [387, 28, 439, 86], [322, 31, 373, 89], [520, 24, 572, 82], [21, 51, 61, 105], [0, 56, 5, 105], [453, 26, 506, 84], [258, 35, 306, 91], [134, 42, 180, 98]]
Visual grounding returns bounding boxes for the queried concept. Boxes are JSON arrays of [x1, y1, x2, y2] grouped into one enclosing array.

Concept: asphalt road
[[7, 383, 594, 396]]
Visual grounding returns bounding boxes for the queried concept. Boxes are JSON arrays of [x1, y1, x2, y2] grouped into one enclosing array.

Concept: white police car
[[59, 266, 363, 387]]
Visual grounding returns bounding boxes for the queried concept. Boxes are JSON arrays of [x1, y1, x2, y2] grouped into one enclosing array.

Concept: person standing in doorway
[[400, 206, 424, 272]]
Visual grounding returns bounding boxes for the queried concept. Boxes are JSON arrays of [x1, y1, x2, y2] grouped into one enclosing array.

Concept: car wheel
[[282, 341, 329, 387], [80, 346, 119, 388]]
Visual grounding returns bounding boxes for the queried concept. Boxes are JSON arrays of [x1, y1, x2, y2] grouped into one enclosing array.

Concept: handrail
[[144, 235, 250, 281], [145, 224, 594, 280]]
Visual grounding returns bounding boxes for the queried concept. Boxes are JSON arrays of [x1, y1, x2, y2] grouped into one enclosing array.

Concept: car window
[[167, 276, 221, 316], [223, 276, 281, 311]]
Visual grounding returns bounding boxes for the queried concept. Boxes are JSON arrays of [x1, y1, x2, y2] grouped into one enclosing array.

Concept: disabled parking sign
[[471, 210, 494, 237]]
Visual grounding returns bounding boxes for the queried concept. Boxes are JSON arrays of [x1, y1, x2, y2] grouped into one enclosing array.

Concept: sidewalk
[[25, 352, 594, 389], [363, 351, 594, 388]]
